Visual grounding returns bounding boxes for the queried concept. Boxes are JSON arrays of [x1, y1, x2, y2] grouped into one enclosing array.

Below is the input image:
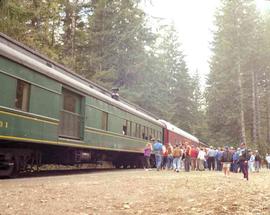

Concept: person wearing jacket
[[239, 143, 250, 180], [221, 146, 232, 177], [254, 150, 261, 172], [153, 139, 163, 171], [143, 141, 153, 171]]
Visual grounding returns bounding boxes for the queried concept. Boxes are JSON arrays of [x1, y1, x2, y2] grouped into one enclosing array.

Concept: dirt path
[[0, 169, 269, 215]]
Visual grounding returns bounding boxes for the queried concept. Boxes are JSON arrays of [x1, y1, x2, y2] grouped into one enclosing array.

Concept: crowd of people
[[143, 139, 270, 180]]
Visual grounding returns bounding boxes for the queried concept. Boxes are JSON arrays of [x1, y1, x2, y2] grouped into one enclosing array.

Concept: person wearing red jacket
[[184, 143, 191, 172], [190, 145, 198, 170]]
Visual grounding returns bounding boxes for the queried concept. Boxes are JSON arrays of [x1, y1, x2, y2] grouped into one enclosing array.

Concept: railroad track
[[0, 165, 141, 179]]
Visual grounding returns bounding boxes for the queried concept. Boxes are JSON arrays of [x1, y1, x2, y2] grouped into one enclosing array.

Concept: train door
[[59, 88, 83, 140]]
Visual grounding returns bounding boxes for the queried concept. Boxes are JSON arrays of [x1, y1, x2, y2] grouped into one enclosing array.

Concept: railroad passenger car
[[159, 120, 199, 146], [0, 33, 164, 176]]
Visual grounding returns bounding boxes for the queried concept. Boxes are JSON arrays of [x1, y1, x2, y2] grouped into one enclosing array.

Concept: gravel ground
[[0, 169, 270, 215]]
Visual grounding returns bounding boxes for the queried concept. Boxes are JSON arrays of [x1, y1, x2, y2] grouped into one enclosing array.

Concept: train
[[0, 33, 204, 177]]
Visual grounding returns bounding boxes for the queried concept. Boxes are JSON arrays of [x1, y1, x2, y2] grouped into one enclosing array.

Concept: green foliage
[[206, 0, 270, 153]]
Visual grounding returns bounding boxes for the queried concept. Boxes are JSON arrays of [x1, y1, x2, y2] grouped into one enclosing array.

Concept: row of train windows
[[122, 122, 161, 141], [14, 79, 161, 141]]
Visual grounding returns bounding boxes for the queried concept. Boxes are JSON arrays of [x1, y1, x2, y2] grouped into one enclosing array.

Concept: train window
[[141, 126, 145, 139], [129, 121, 132, 136], [135, 124, 139, 138], [126, 121, 129, 135], [123, 125, 127, 135], [138, 124, 141, 138], [15, 80, 30, 112], [101, 112, 108, 130], [63, 89, 81, 113], [132, 122, 136, 137]]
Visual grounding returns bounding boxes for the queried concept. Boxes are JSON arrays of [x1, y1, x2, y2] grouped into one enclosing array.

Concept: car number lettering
[[0, 120, 8, 128]]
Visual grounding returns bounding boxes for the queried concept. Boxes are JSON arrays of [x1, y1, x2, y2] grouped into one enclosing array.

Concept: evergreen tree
[[84, 0, 153, 89], [206, 0, 261, 147]]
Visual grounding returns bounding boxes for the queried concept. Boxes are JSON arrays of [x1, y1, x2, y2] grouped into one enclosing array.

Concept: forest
[[1, 0, 270, 153]]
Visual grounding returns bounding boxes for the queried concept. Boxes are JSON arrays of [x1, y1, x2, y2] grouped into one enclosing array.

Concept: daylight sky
[[145, 0, 270, 85]]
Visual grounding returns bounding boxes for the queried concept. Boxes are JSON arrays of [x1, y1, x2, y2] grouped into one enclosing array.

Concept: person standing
[[184, 143, 191, 172], [254, 150, 261, 172], [153, 139, 163, 171], [248, 151, 255, 173], [143, 141, 152, 171], [197, 147, 206, 171], [172, 144, 182, 172], [265, 153, 270, 169], [216, 147, 224, 171], [239, 143, 249, 180], [232, 148, 240, 173], [166, 143, 174, 170], [221, 146, 233, 177], [190, 145, 198, 171], [207, 146, 216, 171]]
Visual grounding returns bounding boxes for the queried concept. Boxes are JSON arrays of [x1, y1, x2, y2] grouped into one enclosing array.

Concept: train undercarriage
[[0, 141, 147, 177]]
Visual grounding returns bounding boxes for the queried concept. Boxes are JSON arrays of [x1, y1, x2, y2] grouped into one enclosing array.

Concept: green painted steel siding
[[108, 114, 124, 134], [0, 56, 61, 92], [82, 94, 163, 151], [85, 106, 103, 129], [0, 56, 61, 144], [0, 111, 58, 141], [84, 128, 146, 151], [0, 56, 61, 120], [84, 95, 163, 140], [0, 73, 16, 108], [30, 85, 60, 119]]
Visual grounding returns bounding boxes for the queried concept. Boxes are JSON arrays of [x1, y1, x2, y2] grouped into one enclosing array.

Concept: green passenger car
[[0, 33, 164, 176]]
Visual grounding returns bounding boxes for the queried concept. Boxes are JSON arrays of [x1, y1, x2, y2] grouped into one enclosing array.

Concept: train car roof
[[158, 119, 199, 143], [199, 141, 209, 147], [0, 33, 163, 127]]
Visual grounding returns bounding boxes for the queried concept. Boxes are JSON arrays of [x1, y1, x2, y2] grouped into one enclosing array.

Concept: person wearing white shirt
[[197, 148, 206, 171]]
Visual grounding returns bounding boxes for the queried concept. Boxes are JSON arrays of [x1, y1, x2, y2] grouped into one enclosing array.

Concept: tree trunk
[[252, 70, 258, 146], [267, 73, 270, 145], [238, 61, 246, 144]]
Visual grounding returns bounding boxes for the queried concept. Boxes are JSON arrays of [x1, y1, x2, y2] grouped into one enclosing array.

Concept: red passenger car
[[158, 120, 199, 147]]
